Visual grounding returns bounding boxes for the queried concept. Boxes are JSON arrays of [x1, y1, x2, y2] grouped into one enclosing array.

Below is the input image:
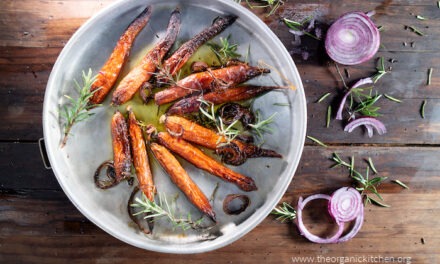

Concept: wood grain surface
[[1, 0, 439, 263]]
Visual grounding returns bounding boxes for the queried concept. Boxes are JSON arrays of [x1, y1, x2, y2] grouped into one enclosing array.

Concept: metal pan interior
[[43, 0, 306, 253]]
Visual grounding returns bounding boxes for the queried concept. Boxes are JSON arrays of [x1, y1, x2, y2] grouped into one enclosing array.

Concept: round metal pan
[[43, 0, 306, 253]]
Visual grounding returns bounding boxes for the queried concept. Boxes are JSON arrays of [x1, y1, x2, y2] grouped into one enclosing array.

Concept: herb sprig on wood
[[60, 69, 100, 147]]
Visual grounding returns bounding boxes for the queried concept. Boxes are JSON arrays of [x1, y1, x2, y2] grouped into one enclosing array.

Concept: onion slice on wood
[[325, 12, 380, 65], [296, 187, 364, 243], [344, 117, 387, 137], [336, 77, 373, 120]]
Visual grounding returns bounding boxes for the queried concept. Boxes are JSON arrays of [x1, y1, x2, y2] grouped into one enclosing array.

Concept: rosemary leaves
[[60, 69, 100, 147]]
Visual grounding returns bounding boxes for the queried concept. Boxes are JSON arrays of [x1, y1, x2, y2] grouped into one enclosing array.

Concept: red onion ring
[[344, 117, 387, 137], [336, 78, 373, 120], [296, 194, 344, 243], [328, 187, 363, 223], [296, 187, 364, 243], [325, 12, 380, 65]]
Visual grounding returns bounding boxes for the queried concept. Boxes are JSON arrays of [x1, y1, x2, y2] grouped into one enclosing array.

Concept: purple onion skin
[[325, 11, 380, 65]]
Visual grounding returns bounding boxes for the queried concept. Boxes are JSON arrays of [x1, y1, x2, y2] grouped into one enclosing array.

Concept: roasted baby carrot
[[89, 6, 152, 105], [160, 15, 237, 78], [128, 108, 154, 201], [154, 62, 270, 105], [150, 143, 215, 221], [157, 132, 257, 191], [111, 111, 132, 182], [112, 9, 181, 105], [163, 115, 282, 159], [167, 85, 280, 115]]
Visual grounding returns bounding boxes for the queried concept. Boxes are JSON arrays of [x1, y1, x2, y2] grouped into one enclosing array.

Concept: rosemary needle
[[427, 68, 433, 85], [421, 100, 427, 119], [416, 15, 427, 20], [384, 94, 402, 103], [326, 105, 331, 128], [307, 136, 327, 147], [392, 180, 410, 189], [367, 157, 378, 174], [317, 92, 331, 103], [406, 25, 424, 36]]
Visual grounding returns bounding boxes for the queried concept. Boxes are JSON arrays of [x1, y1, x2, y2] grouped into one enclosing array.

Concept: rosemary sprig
[[283, 17, 321, 40], [198, 99, 240, 143], [207, 35, 241, 65], [371, 57, 389, 83], [131, 193, 204, 231], [307, 135, 328, 148], [332, 153, 389, 207], [352, 93, 382, 117], [245, 0, 284, 17], [60, 69, 100, 147], [248, 111, 278, 139], [271, 202, 296, 222]]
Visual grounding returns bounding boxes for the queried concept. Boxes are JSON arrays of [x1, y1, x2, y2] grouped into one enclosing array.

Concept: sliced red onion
[[365, 124, 374, 138], [325, 12, 380, 65], [297, 194, 344, 244], [344, 117, 387, 137], [336, 78, 373, 120], [296, 187, 365, 244], [289, 29, 305, 36], [328, 187, 363, 223], [337, 208, 364, 243]]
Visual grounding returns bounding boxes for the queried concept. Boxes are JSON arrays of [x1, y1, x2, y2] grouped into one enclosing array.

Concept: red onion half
[[325, 12, 380, 65], [296, 187, 364, 243]]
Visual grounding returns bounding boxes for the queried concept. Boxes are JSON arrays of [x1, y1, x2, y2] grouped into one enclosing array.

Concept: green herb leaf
[[384, 94, 402, 103], [283, 17, 321, 40], [207, 35, 241, 65], [427, 68, 433, 85], [60, 69, 101, 147], [307, 135, 328, 147], [271, 202, 296, 222], [421, 100, 427, 119], [392, 179, 410, 189], [367, 157, 378, 174], [317, 92, 331, 103], [406, 25, 424, 36], [131, 193, 206, 230], [326, 105, 331, 128]]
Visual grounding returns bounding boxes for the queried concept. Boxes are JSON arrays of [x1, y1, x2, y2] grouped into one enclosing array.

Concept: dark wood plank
[[0, 143, 59, 190], [1, 145, 439, 262]]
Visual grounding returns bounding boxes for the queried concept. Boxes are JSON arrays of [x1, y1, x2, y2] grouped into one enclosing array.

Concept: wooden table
[[1, 0, 439, 263]]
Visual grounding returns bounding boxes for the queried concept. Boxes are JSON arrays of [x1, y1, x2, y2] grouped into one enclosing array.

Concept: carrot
[[90, 6, 152, 104], [112, 9, 181, 105], [150, 143, 215, 221], [167, 85, 280, 115], [160, 15, 236, 78], [128, 108, 155, 201], [163, 115, 282, 159], [111, 111, 132, 182], [157, 132, 257, 192], [154, 62, 270, 105]]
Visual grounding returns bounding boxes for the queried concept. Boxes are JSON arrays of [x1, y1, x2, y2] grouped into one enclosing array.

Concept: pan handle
[[38, 138, 52, 170]]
